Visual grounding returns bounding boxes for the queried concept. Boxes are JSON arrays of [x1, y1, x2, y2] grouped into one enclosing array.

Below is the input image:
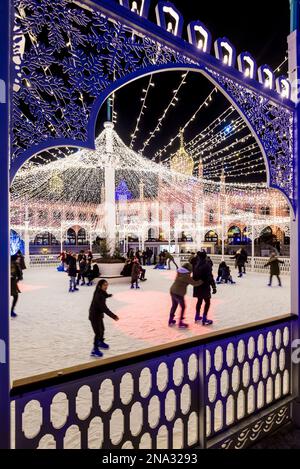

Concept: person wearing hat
[[169, 263, 203, 329], [192, 251, 217, 326]]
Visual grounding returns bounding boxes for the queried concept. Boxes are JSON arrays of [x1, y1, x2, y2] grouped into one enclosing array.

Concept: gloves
[[212, 288, 217, 295]]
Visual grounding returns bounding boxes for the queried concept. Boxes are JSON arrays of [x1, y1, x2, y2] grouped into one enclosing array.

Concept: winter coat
[[170, 268, 202, 297], [68, 257, 77, 277], [231, 253, 245, 267], [89, 289, 118, 321], [193, 258, 216, 298], [131, 262, 140, 282], [11, 261, 22, 297], [264, 258, 284, 275]]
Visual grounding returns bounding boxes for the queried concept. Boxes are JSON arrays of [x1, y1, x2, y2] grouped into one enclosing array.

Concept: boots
[[90, 347, 103, 358]]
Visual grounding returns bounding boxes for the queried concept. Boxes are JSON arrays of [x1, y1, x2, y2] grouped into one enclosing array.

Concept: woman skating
[[169, 263, 202, 329], [89, 280, 119, 358]]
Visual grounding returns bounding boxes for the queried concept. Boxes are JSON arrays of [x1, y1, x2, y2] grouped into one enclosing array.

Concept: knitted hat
[[182, 263, 193, 272]]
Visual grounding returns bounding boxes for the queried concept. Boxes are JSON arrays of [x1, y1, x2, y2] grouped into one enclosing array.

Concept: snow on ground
[[11, 266, 291, 381]]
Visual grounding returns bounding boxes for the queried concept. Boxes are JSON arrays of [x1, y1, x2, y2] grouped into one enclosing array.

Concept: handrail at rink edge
[[10, 314, 296, 397]]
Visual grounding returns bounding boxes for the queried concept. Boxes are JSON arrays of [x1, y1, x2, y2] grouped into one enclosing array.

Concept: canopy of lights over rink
[[11, 63, 292, 218]]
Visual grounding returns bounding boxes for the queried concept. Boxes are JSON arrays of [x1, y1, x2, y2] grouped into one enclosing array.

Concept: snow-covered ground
[[11, 266, 291, 381]]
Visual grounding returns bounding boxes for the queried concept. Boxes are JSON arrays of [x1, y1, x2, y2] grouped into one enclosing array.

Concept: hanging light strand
[[130, 75, 154, 149], [139, 72, 189, 153]]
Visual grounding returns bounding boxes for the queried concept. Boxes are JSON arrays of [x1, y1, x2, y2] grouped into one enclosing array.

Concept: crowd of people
[[10, 245, 286, 360], [58, 250, 100, 292]]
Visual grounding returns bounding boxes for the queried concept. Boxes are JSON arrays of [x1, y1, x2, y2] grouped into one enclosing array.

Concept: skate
[[130, 285, 134, 289], [69, 288, 73, 293], [168, 319, 176, 327], [74, 287, 79, 291], [90, 347, 103, 358], [203, 319, 213, 326], [11, 311, 18, 318], [178, 322, 189, 329], [81, 282, 85, 286], [97, 341, 110, 350], [195, 316, 203, 323]]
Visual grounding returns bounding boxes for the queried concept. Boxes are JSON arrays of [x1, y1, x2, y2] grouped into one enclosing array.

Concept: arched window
[[148, 228, 155, 240], [242, 227, 251, 244], [79, 213, 87, 222], [66, 228, 76, 245], [205, 230, 218, 243], [34, 232, 57, 246], [77, 228, 88, 246], [228, 226, 241, 245], [260, 206, 271, 216], [283, 205, 290, 216]]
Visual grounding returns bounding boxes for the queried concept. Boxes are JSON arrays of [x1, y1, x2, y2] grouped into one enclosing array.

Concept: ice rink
[[11, 266, 291, 381]]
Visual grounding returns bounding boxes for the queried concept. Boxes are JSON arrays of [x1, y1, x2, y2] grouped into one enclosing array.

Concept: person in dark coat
[[89, 279, 119, 358], [87, 250, 93, 262], [264, 253, 284, 287], [16, 250, 26, 279], [77, 255, 87, 285], [193, 251, 217, 326], [11, 255, 22, 318], [169, 263, 202, 328], [146, 248, 153, 265], [240, 248, 248, 274], [131, 258, 141, 289], [231, 249, 244, 278], [121, 259, 133, 277], [67, 254, 79, 292], [86, 263, 100, 286], [216, 261, 235, 284]]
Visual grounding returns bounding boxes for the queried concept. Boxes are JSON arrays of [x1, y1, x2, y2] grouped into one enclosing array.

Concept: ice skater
[[264, 252, 284, 287], [193, 251, 217, 326], [131, 257, 141, 289], [164, 250, 179, 270], [168, 263, 202, 329], [89, 279, 119, 358], [67, 253, 79, 292], [11, 255, 22, 318], [216, 261, 236, 284], [231, 249, 245, 278]]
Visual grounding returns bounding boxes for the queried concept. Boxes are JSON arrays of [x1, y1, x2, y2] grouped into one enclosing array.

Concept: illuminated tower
[[170, 129, 194, 177]]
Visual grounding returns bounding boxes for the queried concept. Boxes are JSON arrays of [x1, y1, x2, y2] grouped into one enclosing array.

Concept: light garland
[[139, 72, 189, 153], [154, 87, 218, 160], [130, 75, 155, 148]]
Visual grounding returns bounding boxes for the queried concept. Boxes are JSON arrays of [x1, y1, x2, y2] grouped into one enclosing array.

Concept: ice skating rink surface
[[11, 266, 291, 381]]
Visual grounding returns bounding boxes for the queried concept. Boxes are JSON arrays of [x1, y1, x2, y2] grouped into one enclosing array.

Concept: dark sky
[[96, 0, 291, 183]]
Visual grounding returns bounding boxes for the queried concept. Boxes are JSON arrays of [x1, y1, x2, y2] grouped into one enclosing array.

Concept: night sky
[[96, 0, 291, 183]]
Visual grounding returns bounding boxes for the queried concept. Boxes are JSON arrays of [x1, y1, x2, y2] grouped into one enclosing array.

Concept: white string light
[[139, 72, 189, 153], [130, 75, 154, 149]]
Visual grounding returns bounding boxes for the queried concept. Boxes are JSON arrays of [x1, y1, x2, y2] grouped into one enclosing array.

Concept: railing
[[179, 254, 291, 275], [10, 315, 295, 449], [29, 254, 60, 268]]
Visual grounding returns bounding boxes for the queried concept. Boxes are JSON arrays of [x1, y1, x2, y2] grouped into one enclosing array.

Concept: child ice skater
[[89, 279, 119, 358], [168, 263, 203, 329]]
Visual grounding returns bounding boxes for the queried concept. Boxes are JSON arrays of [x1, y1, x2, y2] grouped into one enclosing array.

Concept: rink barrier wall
[[10, 315, 295, 449], [179, 255, 291, 275], [29, 254, 291, 275]]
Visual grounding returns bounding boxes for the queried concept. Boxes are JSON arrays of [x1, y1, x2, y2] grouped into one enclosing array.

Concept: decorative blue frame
[[10, 0, 295, 212], [0, 0, 298, 449]]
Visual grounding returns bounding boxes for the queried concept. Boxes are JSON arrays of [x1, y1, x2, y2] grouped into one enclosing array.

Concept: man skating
[[192, 251, 217, 326], [264, 252, 284, 287]]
